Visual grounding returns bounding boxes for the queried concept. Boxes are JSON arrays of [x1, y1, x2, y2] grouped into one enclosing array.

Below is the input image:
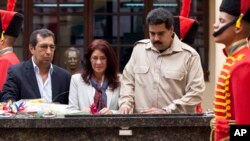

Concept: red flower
[[90, 103, 99, 115]]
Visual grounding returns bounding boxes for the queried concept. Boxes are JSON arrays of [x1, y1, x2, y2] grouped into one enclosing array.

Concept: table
[[0, 113, 213, 141]]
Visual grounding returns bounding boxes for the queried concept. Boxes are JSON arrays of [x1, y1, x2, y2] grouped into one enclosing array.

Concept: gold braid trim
[[214, 94, 226, 100], [214, 108, 226, 113], [226, 105, 231, 110], [214, 101, 226, 107], [224, 62, 234, 67], [213, 58, 232, 124], [218, 74, 230, 80], [220, 136, 230, 141], [221, 69, 229, 74], [224, 87, 229, 91], [216, 89, 226, 93], [210, 128, 215, 141], [226, 113, 232, 118], [215, 115, 226, 119], [227, 56, 236, 62], [210, 118, 216, 141], [216, 82, 226, 87], [225, 93, 230, 97]]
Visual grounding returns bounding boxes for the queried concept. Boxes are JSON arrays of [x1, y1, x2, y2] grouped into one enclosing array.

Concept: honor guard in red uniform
[[174, 0, 202, 113], [0, 0, 23, 91], [174, 0, 199, 46], [211, 0, 250, 140]]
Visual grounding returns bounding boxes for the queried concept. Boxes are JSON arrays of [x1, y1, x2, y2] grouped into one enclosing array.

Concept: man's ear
[[235, 24, 243, 34], [170, 25, 174, 32], [29, 44, 34, 55], [0, 39, 4, 45], [170, 25, 174, 38]]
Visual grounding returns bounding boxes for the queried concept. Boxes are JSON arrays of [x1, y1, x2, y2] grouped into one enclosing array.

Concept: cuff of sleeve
[[119, 104, 134, 114], [110, 110, 119, 114], [120, 102, 133, 110], [162, 104, 177, 114]]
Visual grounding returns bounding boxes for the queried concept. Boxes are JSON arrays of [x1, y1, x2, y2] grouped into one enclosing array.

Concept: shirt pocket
[[163, 71, 185, 93], [164, 71, 185, 81], [134, 66, 149, 87]]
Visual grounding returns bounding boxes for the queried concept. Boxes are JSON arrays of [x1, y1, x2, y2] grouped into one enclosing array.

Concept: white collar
[[0, 47, 13, 56], [31, 56, 54, 74]]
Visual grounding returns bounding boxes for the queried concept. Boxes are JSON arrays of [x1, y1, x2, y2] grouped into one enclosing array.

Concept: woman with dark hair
[[69, 39, 120, 114]]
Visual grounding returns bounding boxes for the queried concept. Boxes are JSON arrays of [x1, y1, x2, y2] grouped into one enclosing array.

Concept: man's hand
[[119, 106, 131, 114], [140, 107, 167, 114]]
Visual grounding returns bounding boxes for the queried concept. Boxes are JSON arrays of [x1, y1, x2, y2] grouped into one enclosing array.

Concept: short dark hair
[[29, 29, 55, 47], [146, 8, 174, 29], [81, 39, 120, 90]]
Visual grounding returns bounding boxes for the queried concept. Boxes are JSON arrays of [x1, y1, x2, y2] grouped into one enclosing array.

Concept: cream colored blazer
[[69, 74, 120, 112]]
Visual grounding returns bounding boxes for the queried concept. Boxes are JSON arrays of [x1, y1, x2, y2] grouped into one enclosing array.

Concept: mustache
[[153, 41, 162, 45]]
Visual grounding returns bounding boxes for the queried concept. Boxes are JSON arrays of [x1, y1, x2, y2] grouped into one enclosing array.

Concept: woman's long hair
[[81, 39, 120, 90]]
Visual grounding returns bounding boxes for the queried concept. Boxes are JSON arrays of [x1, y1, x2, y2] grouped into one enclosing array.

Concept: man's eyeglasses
[[90, 56, 107, 62], [38, 44, 56, 51]]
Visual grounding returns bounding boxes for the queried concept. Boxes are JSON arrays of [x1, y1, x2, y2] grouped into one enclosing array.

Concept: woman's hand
[[99, 107, 113, 114]]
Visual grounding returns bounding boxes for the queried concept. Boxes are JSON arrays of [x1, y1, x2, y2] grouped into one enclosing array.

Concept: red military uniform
[[0, 52, 19, 91], [0, 0, 23, 91], [211, 0, 250, 140], [213, 39, 250, 141]]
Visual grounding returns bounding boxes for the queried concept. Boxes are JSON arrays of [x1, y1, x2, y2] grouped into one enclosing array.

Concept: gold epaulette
[[236, 54, 245, 61]]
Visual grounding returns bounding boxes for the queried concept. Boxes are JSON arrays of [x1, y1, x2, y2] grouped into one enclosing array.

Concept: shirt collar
[[32, 56, 53, 74], [0, 47, 13, 56], [146, 33, 183, 54], [225, 38, 249, 56]]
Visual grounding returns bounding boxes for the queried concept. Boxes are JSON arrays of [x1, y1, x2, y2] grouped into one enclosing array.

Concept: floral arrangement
[[0, 100, 25, 113], [90, 103, 99, 115]]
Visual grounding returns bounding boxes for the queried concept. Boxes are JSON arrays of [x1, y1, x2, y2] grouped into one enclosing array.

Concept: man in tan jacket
[[119, 8, 205, 114]]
